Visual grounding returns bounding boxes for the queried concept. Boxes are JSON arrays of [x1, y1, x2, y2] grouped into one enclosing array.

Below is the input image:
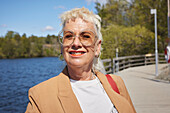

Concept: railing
[[102, 53, 167, 74]]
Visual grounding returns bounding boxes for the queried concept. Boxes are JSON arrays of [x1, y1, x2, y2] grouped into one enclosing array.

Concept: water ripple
[[0, 57, 66, 113]]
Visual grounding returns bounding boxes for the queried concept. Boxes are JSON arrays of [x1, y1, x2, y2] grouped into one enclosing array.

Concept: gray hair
[[60, 7, 106, 74]]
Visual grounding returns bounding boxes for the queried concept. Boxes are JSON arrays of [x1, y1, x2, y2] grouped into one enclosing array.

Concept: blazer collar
[[95, 71, 134, 113], [57, 66, 83, 113]]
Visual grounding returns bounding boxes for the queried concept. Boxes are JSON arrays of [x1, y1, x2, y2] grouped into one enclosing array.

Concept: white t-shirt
[[70, 77, 118, 113]]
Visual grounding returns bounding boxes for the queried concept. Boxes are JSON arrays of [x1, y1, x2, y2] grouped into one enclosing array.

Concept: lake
[[0, 57, 66, 113]]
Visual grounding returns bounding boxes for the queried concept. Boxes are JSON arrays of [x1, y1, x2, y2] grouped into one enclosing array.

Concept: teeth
[[70, 52, 84, 55], [73, 52, 81, 55]]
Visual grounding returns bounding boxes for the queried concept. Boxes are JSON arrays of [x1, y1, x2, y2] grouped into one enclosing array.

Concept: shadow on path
[[139, 76, 170, 84]]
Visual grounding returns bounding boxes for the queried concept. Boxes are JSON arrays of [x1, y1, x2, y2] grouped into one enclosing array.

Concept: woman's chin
[[64, 53, 94, 68], [67, 60, 85, 67]]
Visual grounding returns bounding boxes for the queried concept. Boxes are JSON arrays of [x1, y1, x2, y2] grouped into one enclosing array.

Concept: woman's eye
[[83, 35, 91, 38], [64, 34, 73, 38], [81, 31, 93, 39]]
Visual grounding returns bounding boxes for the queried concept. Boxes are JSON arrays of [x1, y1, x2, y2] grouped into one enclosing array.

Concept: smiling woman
[[25, 7, 136, 113], [61, 17, 102, 79]]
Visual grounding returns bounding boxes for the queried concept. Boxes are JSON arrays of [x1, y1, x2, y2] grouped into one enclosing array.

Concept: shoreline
[[0, 55, 60, 60]]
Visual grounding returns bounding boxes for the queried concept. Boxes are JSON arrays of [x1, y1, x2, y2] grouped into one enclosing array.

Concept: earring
[[59, 46, 64, 61], [95, 54, 99, 58]]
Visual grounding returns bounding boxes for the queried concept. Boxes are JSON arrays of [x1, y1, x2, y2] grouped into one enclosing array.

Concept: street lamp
[[150, 9, 159, 76], [168, 0, 170, 38]]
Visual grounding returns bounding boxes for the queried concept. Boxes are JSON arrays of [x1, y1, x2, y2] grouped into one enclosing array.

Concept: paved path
[[115, 64, 170, 113]]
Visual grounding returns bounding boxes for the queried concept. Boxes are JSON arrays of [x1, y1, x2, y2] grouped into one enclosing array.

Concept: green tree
[[2, 38, 17, 58], [101, 25, 155, 59], [14, 33, 21, 42], [0, 31, 60, 59], [19, 35, 31, 57], [96, 0, 167, 57], [0, 38, 5, 58], [29, 35, 44, 57], [45, 34, 52, 44], [95, 0, 130, 27], [5, 31, 15, 39]]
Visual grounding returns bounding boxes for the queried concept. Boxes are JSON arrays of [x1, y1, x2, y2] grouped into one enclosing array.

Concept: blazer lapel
[[95, 71, 134, 113], [57, 67, 83, 113]]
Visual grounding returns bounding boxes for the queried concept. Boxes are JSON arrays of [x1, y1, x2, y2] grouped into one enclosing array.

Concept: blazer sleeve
[[25, 88, 40, 113], [111, 75, 136, 113]]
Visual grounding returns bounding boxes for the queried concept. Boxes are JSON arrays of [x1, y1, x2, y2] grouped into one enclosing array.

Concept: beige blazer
[[25, 67, 136, 113]]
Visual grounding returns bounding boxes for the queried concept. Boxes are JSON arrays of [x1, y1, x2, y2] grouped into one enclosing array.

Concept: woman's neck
[[67, 66, 95, 81]]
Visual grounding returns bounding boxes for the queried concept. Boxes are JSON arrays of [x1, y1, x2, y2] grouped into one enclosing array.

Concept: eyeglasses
[[58, 29, 97, 47]]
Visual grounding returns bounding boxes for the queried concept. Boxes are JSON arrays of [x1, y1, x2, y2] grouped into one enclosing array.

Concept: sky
[[0, 0, 107, 37]]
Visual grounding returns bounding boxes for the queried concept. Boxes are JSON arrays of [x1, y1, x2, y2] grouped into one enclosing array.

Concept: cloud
[[85, 0, 107, 5], [1, 24, 7, 27], [42, 26, 55, 32], [54, 5, 66, 10], [85, 0, 94, 5]]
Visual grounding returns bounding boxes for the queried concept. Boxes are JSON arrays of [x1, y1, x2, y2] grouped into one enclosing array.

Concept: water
[[0, 57, 66, 113]]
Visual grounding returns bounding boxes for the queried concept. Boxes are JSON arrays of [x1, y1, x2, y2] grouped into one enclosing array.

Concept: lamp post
[[168, 0, 170, 38], [151, 9, 159, 76]]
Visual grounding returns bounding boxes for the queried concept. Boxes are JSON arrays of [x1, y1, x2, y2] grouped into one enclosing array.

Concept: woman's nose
[[71, 36, 82, 48]]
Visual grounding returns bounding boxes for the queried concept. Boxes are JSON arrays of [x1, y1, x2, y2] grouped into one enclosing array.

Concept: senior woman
[[25, 7, 136, 113]]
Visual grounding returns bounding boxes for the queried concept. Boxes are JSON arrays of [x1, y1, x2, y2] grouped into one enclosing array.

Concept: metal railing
[[102, 53, 167, 74]]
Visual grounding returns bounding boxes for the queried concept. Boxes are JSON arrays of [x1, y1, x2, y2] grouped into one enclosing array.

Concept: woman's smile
[[69, 50, 86, 57]]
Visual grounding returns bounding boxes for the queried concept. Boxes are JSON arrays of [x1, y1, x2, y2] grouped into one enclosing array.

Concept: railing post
[[123, 60, 125, 70], [113, 59, 115, 74], [116, 58, 119, 73], [145, 55, 146, 65], [128, 58, 131, 68]]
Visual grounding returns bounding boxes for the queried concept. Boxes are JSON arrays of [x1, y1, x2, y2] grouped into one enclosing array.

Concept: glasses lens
[[80, 30, 95, 46], [63, 31, 74, 46], [58, 31, 74, 46]]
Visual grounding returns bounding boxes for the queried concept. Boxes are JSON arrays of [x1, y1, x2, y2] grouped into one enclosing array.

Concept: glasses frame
[[58, 29, 98, 47]]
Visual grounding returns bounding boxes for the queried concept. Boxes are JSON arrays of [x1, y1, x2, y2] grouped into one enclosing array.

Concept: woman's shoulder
[[28, 73, 64, 95], [26, 73, 68, 112]]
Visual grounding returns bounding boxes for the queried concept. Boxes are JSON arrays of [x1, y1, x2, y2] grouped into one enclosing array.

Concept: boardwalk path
[[115, 64, 170, 113]]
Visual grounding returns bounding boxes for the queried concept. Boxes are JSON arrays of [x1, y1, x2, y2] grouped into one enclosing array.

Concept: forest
[[0, 31, 60, 59], [96, 0, 167, 59], [0, 0, 168, 59]]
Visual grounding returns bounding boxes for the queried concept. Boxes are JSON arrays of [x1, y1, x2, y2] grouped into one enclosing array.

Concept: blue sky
[[0, 0, 107, 37]]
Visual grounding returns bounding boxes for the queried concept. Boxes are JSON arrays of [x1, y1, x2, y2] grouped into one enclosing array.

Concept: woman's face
[[62, 18, 101, 69]]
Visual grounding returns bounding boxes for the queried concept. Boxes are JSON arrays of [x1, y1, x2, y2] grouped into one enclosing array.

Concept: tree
[[20, 35, 31, 57], [95, 0, 130, 27], [45, 34, 52, 44], [14, 33, 21, 42], [2, 38, 17, 58], [0, 31, 60, 59], [101, 25, 155, 59], [5, 31, 15, 39], [0, 38, 5, 58], [126, 0, 167, 52], [95, 0, 167, 57]]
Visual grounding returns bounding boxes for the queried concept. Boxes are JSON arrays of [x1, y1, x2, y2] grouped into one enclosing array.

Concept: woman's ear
[[95, 40, 101, 57]]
